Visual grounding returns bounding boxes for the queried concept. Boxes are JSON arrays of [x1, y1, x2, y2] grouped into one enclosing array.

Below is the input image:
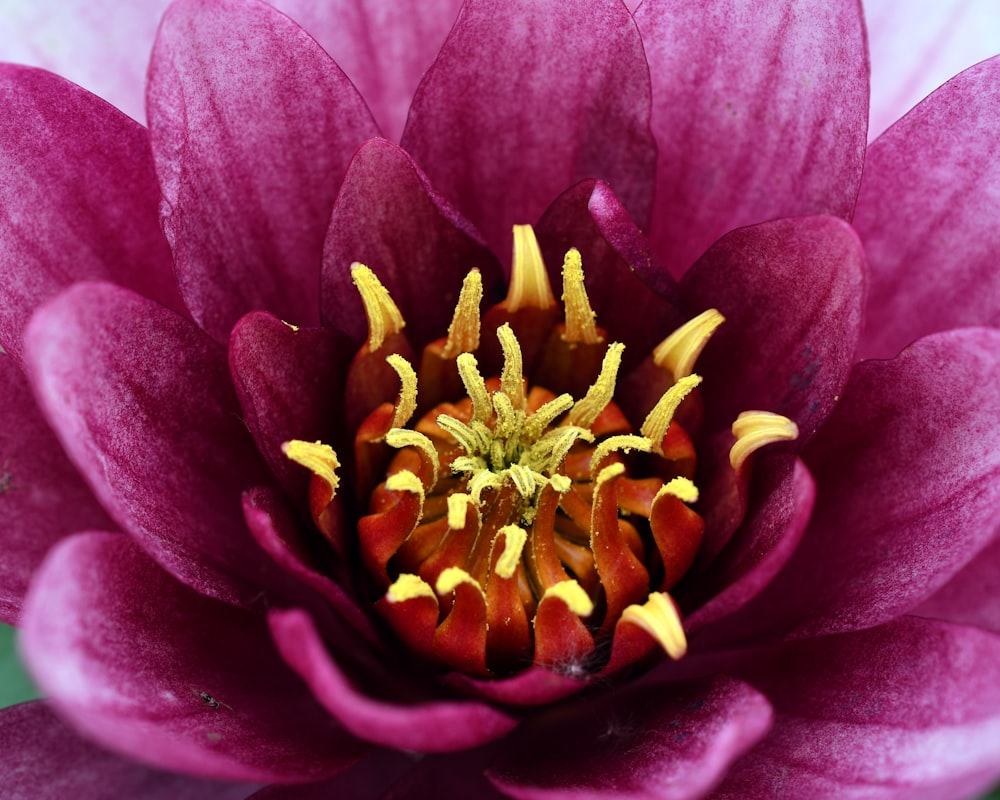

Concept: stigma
[[286, 225, 796, 678]]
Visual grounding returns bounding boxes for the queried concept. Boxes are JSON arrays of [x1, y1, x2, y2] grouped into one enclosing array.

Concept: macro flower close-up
[[1, 0, 999, 798]]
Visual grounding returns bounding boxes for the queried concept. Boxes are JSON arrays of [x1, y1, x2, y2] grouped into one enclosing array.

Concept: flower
[[1, 1, 999, 798]]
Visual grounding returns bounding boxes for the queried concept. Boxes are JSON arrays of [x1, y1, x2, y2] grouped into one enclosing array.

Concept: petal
[[726, 328, 1000, 641], [247, 750, 418, 800], [714, 617, 1000, 799], [147, 0, 379, 341], [24, 282, 281, 608], [866, 0, 1000, 140], [914, 528, 1000, 635], [20, 532, 367, 783], [268, 608, 519, 753], [0, 356, 116, 624], [400, 0, 656, 257], [487, 675, 772, 799], [384, 747, 507, 800], [680, 216, 866, 443], [636, 0, 868, 278], [322, 138, 501, 348], [0, 64, 182, 363], [269, 0, 464, 142], [853, 55, 1000, 359], [0, 701, 255, 800]]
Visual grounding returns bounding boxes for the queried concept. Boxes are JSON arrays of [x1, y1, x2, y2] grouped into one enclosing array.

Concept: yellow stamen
[[549, 474, 572, 494], [386, 573, 436, 604], [385, 469, 424, 497], [281, 320, 299, 332], [507, 464, 536, 499], [561, 248, 602, 345], [282, 440, 339, 491], [523, 393, 574, 440], [385, 354, 418, 429], [730, 411, 799, 471], [541, 580, 594, 617], [595, 461, 626, 489], [456, 353, 492, 423], [447, 493, 474, 530], [351, 263, 405, 350], [441, 269, 483, 358], [494, 525, 527, 579], [507, 225, 556, 311], [640, 374, 703, 453], [497, 323, 526, 411], [436, 566, 485, 596], [620, 592, 687, 659], [653, 309, 725, 379], [385, 429, 440, 487], [657, 476, 699, 504], [589, 434, 652, 478], [566, 342, 625, 428]]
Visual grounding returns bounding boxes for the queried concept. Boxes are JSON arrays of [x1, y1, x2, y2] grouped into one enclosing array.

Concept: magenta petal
[[715, 618, 1000, 799], [636, 0, 868, 278], [0, 65, 182, 363], [20, 533, 368, 783], [25, 282, 280, 608], [915, 531, 1000, 635], [147, 0, 379, 341], [269, 609, 519, 753], [248, 750, 418, 800], [384, 747, 507, 800], [680, 216, 866, 442], [853, 55, 1000, 359], [733, 328, 1000, 640], [0, 702, 254, 799], [0, 355, 115, 624], [400, 0, 656, 257], [488, 676, 772, 799], [322, 138, 501, 347]]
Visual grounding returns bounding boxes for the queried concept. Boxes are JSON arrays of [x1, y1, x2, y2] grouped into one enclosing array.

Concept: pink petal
[[680, 216, 866, 443], [323, 138, 501, 347], [384, 747, 507, 800], [714, 617, 1000, 799], [400, 0, 656, 258], [248, 750, 418, 800], [24, 282, 282, 608], [725, 328, 1000, 641], [866, 0, 1000, 140], [636, 0, 868, 278], [20, 532, 368, 783], [269, 609, 519, 753], [0, 701, 255, 799], [915, 530, 1000, 635], [0, 64, 182, 363], [487, 676, 772, 799], [0, 356, 115, 624], [853, 55, 1000, 359], [147, 0, 378, 341]]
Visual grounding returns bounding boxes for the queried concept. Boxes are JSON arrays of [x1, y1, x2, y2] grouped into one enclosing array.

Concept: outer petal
[[0, 64, 182, 362], [680, 216, 866, 443], [636, 0, 868, 278], [914, 528, 1000, 635], [248, 750, 418, 800], [20, 533, 367, 783], [25, 282, 280, 608], [400, 0, 656, 257], [147, 0, 379, 341], [0, 701, 254, 800], [853, 55, 1000, 359], [714, 618, 1000, 799], [487, 676, 772, 800], [269, 609, 519, 753], [322, 138, 501, 347], [726, 328, 1000, 641], [0, 356, 116, 624]]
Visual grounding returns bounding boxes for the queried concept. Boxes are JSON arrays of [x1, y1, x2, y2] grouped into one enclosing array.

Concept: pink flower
[[1, 1, 998, 798]]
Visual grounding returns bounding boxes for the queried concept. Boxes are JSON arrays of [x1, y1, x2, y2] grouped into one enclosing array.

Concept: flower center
[[284, 225, 797, 678]]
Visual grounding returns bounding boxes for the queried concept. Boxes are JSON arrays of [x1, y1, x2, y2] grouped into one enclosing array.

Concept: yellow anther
[[436, 415, 481, 454], [595, 461, 626, 489], [523, 393, 574, 440], [456, 353, 492, 423], [386, 573, 436, 604], [441, 269, 483, 358], [657, 476, 700, 504], [507, 225, 556, 311], [436, 566, 484, 596], [541, 580, 594, 617], [507, 464, 536, 498], [385, 469, 424, 497], [640, 374, 703, 453], [491, 390, 521, 440], [281, 320, 299, 332], [549, 474, 572, 494], [497, 323, 526, 411], [385, 354, 418, 429], [469, 470, 504, 505], [653, 309, 725, 380], [620, 592, 687, 659], [730, 410, 799, 471], [385, 429, 440, 487], [493, 525, 527, 579], [566, 343, 625, 428], [282, 440, 339, 491], [561, 248, 602, 345], [589, 434, 651, 478], [351, 263, 405, 351], [531, 426, 592, 473], [447, 493, 474, 530]]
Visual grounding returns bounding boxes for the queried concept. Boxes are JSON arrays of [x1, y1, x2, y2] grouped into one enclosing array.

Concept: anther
[[590, 434, 652, 478], [566, 343, 625, 428], [653, 309, 725, 379], [386, 573, 436, 603], [507, 225, 556, 311], [657, 476, 699, 504], [385, 354, 418, 429], [351, 263, 405, 350], [282, 440, 340, 491], [620, 592, 687, 659], [561, 248, 602, 345], [493, 525, 528, 579], [456, 353, 492, 423], [497, 324, 526, 410], [541, 580, 594, 617], [441, 269, 484, 358], [730, 410, 799, 470], [641, 374, 703, 453]]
